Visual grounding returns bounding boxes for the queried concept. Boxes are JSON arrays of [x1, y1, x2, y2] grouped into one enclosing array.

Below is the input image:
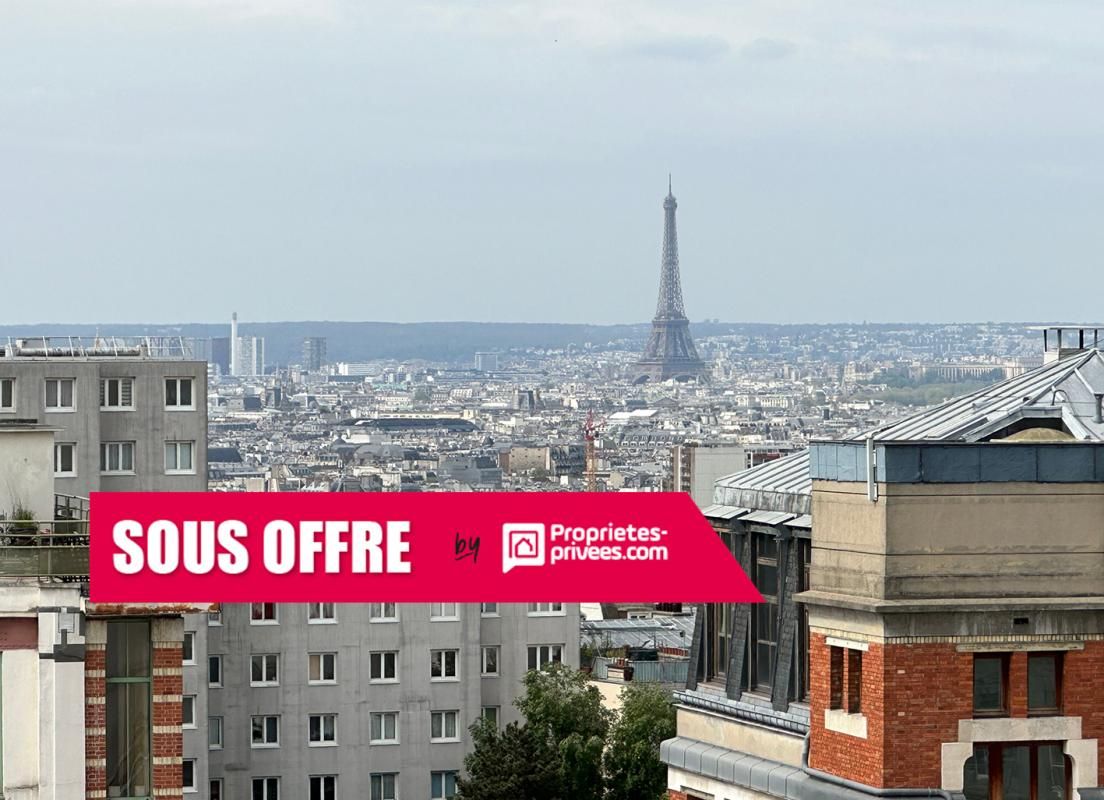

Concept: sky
[[3, 0, 1104, 325]]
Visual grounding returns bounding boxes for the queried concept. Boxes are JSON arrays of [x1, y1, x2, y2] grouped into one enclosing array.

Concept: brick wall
[[85, 642, 107, 800], [152, 641, 185, 800], [1062, 641, 1104, 771]]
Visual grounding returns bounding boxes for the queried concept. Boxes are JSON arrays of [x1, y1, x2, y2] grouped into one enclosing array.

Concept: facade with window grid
[[665, 346, 1104, 800], [192, 601, 579, 800]]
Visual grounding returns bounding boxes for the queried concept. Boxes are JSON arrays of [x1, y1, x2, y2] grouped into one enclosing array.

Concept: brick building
[[664, 327, 1104, 800]]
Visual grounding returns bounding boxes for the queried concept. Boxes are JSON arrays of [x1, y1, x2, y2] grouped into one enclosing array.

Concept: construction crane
[[583, 410, 603, 492]]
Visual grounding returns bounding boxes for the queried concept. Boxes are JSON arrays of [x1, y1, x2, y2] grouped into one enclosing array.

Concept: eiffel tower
[[633, 178, 706, 383]]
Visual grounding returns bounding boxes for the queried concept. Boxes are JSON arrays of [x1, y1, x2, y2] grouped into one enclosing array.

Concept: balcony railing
[[0, 520, 89, 580]]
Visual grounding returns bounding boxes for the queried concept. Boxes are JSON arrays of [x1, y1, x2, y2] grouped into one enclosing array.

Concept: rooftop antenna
[[668, 173, 672, 195]]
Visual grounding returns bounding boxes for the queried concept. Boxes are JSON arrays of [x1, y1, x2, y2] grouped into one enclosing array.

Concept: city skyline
[[4, 2, 1104, 325]]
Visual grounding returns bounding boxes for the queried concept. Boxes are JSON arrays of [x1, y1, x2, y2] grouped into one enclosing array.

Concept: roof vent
[[1034, 325, 1104, 364]]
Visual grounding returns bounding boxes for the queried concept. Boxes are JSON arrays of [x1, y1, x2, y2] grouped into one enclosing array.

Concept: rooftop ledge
[[797, 590, 1104, 614]]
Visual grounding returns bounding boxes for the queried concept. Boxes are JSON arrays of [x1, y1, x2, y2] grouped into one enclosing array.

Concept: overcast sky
[[3, 1, 1103, 325]]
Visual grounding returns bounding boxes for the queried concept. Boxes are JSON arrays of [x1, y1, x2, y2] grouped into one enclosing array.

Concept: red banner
[[89, 492, 762, 604]]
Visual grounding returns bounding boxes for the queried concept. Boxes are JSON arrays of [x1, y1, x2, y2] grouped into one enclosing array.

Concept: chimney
[[1094, 393, 1103, 425]]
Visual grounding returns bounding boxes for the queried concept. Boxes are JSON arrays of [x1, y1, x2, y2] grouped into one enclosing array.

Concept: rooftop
[[0, 335, 196, 361]]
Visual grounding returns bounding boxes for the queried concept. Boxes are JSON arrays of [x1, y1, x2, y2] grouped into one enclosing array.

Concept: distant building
[[302, 336, 328, 371], [670, 443, 745, 507], [474, 352, 499, 372], [236, 335, 265, 376]]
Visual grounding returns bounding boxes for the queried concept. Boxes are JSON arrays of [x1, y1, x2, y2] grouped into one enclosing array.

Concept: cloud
[[740, 37, 797, 61], [621, 34, 730, 62]]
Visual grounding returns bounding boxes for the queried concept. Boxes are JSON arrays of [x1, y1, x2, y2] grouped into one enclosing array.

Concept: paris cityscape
[[3, 2, 1103, 800]]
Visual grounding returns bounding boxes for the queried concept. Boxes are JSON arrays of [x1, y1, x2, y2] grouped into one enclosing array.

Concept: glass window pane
[[181, 379, 192, 406], [1037, 744, 1066, 800], [973, 656, 1004, 712], [1028, 655, 1058, 711], [1002, 745, 1031, 800], [962, 746, 990, 800], [167, 380, 178, 406]]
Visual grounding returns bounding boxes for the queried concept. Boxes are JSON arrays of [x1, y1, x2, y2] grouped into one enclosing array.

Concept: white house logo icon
[[502, 524, 546, 573]]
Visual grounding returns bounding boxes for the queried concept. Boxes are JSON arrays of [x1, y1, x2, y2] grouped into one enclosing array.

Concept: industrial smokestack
[[230, 312, 239, 377]]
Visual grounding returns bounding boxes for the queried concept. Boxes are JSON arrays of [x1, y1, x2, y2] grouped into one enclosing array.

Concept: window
[[208, 609, 222, 626], [309, 713, 338, 745], [432, 771, 459, 800], [431, 710, 460, 741], [1028, 653, 1061, 716], [211, 780, 223, 800], [251, 603, 278, 623], [106, 620, 151, 800], [209, 655, 222, 687], [309, 652, 337, 684], [370, 651, 398, 682], [963, 742, 1070, 800], [974, 654, 1010, 717], [480, 602, 498, 616], [183, 759, 197, 793], [183, 631, 196, 664], [209, 717, 223, 749], [252, 777, 280, 800], [431, 602, 458, 619], [369, 602, 398, 621], [309, 602, 336, 623], [370, 774, 397, 800], [100, 377, 134, 410], [482, 646, 499, 676], [829, 646, 844, 709], [251, 654, 279, 686], [828, 644, 863, 714], [310, 776, 337, 800], [370, 712, 399, 744], [53, 442, 77, 476], [251, 715, 280, 747], [100, 441, 135, 474], [0, 377, 13, 411], [847, 649, 862, 714], [165, 441, 196, 474], [182, 695, 196, 728], [166, 377, 195, 409], [528, 602, 564, 615], [528, 644, 563, 670], [752, 533, 779, 691], [431, 649, 459, 680], [45, 378, 74, 411], [481, 706, 499, 727]]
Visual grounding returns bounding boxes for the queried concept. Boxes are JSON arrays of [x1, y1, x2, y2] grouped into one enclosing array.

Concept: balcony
[[0, 495, 89, 581]]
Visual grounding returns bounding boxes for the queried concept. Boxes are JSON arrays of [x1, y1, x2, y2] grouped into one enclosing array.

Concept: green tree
[[604, 683, 677, 800], [457, 719, 561, 800], [516, 663, 612, 744]]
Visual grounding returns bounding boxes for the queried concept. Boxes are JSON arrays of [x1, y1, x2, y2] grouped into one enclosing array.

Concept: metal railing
[[592, 656, 690, 684], [0, 519, 89, 580], [0, 336, 194, 360]]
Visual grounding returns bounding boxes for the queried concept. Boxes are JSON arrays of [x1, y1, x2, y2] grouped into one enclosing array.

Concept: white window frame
[[251, 715, 281, 748], [431, 771, 459, 800], [252, 778, 279, 800], [309, 776, 337, 800], [431, 649, 459, 681], [209, 716, 223, 750], [430, 602, 458, 620], [0, 377, 14, 412], [369, 651, 398, 683], [183, 758, 197, 793], [251, 653, 279, 687], [45, 378, 75, 412], [528, 644, 565, 670], [480, 602, 499, 616], [308, 713, 338, 746], [369, 602, 398, 622], [250, 603, 278, 624], [182, 695, 196, 728], [430, 710, 460, 742], [527, 602, 564, 616], [99, 441, 135, 474], [99, 377, 134, 410], [308, 602, 337, 623], [208, 655, 222, 688], [165, 376, 196, 410], [54, 442, 76, 477], [481, 646, 499, 676], [309, 652, 337, 684], [370, 774, 397, 800], [164, 440, 196, 475], [369, 711, 399, 745], [208, 609, 222, 626], [481, 706, 499, 727], [182, 631, 196, 665]]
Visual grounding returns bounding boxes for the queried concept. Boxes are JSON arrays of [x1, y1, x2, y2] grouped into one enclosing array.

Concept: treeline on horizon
[[0, 320, 1047, 366]]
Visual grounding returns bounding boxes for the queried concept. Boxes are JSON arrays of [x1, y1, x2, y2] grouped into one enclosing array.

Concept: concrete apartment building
[[196, 601, 580, 800], [664, 326, 1104, 800], [0, 336, 210, 800]]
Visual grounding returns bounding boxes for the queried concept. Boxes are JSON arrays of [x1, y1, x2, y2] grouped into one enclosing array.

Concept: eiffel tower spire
[[633, 179, 706, 383]]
